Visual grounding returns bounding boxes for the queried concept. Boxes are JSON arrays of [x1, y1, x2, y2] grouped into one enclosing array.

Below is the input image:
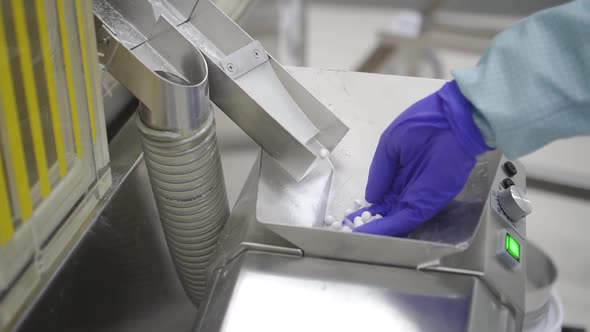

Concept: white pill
[[319, 148, 330, 159], [361, 211, 372, 222], [343, 218, 354, 228], [353, 216, 364, 227], [324, 215, 335, 225], [354, 199, 364, 208], [344, 208, 354, 215], [375, 214, 383, 219], [330, 222, 342, 230], [341, 226, 353, 232]]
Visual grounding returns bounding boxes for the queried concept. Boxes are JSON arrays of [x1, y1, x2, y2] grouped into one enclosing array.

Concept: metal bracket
[[220, 40, 269, 79]]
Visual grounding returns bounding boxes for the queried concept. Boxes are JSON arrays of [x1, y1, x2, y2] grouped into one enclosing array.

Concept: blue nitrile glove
[[347, 81, 492, 237]]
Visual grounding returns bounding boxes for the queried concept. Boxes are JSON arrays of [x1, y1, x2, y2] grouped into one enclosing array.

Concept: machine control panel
[[490, 159, 529, 238], [490, 158, 528, 272], [497, 185, 532, 221]]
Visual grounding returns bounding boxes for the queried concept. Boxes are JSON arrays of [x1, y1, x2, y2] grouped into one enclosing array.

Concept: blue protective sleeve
[[453, 0, 590, 159]]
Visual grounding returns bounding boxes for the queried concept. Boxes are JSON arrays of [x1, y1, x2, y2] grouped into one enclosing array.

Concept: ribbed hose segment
[[137, 114, 229, 307]]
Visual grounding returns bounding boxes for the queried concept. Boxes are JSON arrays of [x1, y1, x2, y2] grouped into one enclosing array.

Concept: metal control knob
[[498, 185, 532, 221]]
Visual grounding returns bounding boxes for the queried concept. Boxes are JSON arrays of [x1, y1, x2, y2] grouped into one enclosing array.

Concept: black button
[[502, 178, 515, 189], [503, 161, 517, 177]]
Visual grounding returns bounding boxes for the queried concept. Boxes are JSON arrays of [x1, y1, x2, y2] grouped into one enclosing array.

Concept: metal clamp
[[220, 41, 269, 79]]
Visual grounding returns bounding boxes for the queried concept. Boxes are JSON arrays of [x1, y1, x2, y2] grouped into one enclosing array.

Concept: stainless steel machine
[[1, 1, 537, 331], [194, 87, 532, 331]]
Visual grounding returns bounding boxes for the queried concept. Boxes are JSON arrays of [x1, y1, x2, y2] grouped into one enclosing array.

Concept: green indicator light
[[505, 234, 521, 261]]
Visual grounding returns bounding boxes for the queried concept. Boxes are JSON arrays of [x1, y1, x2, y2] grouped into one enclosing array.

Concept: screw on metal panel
[[227, 63, 234, 72], [101, 37, 110, 44], [253, 49, 260, 58]]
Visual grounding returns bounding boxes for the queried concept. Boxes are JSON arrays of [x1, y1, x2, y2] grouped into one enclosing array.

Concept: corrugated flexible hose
[[137, 111, 229, 307]]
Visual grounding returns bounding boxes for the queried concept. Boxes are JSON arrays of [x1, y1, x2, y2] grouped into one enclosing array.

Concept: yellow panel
[[35, 0, 68, 178], [0, 5, 33, 221], [57, 0, 83, 159], [0, 152, 14, 246], [12, 1, 52, 198], [74, 1, 97, 142]]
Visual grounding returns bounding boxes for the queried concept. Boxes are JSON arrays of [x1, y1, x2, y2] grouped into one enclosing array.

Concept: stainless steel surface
[[211, 151, 302, 270], [94, 0, 348, 180], [257, 152, 333, 229], [102, 72, 135, 131], [498, 185, 533, 222], [197, 251, 515, 332], [525, 241, 558, 314], [219, 40, 270, 79], [95, 5, 210, 132]]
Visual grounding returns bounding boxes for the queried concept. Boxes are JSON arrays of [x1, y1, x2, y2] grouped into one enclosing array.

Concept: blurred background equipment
[[0, 0, 588, 331]]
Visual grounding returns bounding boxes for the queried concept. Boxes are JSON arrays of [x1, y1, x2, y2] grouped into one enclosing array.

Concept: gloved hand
[[347, 81, 492, 236]]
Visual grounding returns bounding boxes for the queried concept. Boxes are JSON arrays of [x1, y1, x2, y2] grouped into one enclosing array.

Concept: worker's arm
[[348, 81, 491, 236], [348, 0, 590, 236], [454, 0, 590, 159]]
